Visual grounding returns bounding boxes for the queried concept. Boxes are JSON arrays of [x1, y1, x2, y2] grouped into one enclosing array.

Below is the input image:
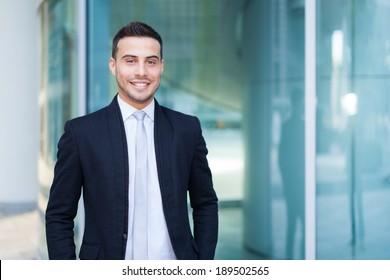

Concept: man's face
[[109, 36, 164, 109]]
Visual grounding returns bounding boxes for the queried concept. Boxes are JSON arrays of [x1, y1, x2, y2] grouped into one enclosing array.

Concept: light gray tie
[[133, 111, 148, 259]]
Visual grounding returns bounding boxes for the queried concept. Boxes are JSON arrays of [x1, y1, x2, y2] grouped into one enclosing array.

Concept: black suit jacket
[[45, 96, 218, 260]]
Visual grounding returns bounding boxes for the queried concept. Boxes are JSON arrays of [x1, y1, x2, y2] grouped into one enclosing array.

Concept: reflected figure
[[278, 90, 305, 259]]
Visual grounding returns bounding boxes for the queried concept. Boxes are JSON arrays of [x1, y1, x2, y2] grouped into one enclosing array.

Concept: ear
[[109, 58, 116, 76], [160, 59, 164, 75]]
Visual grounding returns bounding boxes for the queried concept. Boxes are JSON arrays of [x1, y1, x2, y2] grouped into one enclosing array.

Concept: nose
[[135, 62, 146, 77]]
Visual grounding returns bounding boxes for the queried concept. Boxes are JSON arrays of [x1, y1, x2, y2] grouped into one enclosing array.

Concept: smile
[[132, 82, 148, 86], [130, 81, 150, 89]]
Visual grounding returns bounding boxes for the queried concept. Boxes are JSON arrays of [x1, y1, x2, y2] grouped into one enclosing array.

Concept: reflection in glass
[[317, 0, 390, 259], [278, 90, 305, 259]]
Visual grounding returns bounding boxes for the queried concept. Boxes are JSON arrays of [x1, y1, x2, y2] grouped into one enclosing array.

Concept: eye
[[147, 59, 157, 66], [126, 59, 136, 64]]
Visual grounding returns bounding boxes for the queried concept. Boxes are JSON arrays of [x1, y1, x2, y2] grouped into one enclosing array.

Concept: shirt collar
[[117, 94, 155, 122]]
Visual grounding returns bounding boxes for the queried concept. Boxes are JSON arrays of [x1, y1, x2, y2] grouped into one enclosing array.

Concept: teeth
[[133, 83, 148, 87]]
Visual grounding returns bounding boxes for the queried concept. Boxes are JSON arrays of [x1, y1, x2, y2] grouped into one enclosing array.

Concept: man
[[45, 21, 218, 260]]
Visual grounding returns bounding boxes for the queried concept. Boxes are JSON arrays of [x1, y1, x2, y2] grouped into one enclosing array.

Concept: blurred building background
[[1, 0, 390, 260]]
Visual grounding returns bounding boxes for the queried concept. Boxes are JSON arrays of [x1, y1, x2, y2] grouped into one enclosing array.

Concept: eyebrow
[[121, 54, 160, 60]]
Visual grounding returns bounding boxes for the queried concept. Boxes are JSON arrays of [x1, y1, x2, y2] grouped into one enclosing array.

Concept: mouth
[[130, 80, 150, 90]]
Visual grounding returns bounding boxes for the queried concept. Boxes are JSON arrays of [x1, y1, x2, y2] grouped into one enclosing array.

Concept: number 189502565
[[215, 266, 270, 276]]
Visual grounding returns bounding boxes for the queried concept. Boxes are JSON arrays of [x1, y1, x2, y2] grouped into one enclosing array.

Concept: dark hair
[[111, 21, 163, 59]]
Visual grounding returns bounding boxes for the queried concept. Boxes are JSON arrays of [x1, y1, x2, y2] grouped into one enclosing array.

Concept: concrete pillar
[[242, 0, 273, 256], [0, 0, 40, 212]]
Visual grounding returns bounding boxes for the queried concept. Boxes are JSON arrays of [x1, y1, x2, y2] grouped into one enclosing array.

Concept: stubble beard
[[118, 78, 160, 106]]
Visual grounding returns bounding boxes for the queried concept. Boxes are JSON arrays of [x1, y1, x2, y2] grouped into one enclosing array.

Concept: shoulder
[[157, 102, 199, 125], [155, 102, 202, 139], [65, 107, 106, 133], [66, 98, 119, 130], [70, 106, 108, 123]]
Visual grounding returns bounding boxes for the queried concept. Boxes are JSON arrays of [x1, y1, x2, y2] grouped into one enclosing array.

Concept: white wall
[[0, 0, 41, 212]]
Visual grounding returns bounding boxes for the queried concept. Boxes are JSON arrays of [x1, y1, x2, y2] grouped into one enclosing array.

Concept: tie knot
[[133, 111, 146, 121]]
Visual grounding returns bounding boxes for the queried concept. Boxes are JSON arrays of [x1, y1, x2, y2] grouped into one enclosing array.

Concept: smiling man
[[45, 22, 218, 260]]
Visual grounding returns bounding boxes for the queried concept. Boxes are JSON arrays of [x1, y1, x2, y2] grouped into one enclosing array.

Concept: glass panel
[[317, 0, 390, 259], [273, 1, 306, 260], [240, 0, 305, 260], [38, 0, 79, 259]]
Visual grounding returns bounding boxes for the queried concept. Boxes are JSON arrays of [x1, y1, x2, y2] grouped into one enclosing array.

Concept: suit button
[[123, 234, 127, 240]]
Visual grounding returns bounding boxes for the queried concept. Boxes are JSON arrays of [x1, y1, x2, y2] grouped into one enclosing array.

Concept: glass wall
[[316, 0, 390, 259], [38, 0, 80, 259]]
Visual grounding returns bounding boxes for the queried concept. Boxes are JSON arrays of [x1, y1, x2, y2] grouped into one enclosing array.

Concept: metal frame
[[304, 0, 317, 260]]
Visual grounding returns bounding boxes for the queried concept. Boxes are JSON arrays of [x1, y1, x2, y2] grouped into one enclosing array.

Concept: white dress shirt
[[117, 95, 176, 260]]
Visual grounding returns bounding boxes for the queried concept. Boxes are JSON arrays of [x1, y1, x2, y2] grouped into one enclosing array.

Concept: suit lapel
[[154, 100, 173, 199], [107, 96, 128, 181], [106, 96, 129, 246]]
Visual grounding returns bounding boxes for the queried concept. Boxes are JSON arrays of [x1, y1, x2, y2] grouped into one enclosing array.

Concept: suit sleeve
[[188, 117, 218, 259], [45, 121, 83, 260]]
